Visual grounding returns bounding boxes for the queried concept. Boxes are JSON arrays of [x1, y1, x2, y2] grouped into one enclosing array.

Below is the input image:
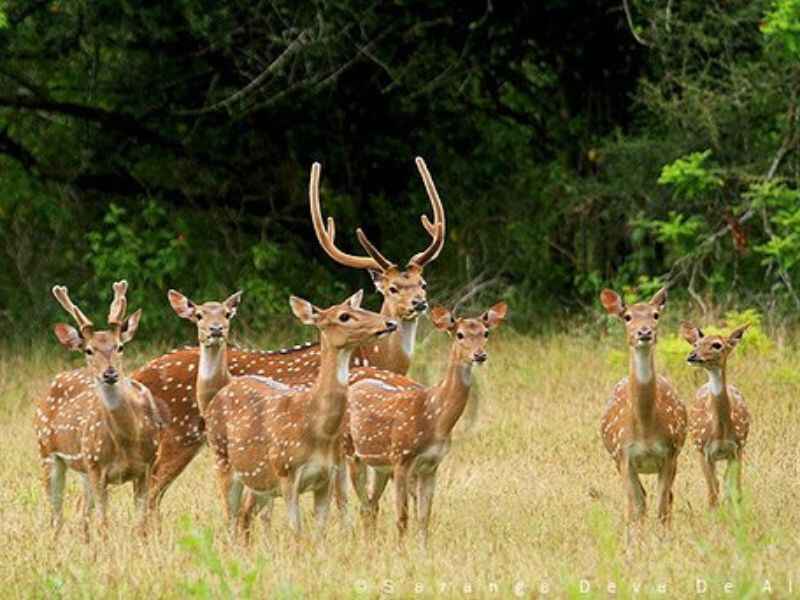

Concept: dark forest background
[[1, 0, 799, 340]]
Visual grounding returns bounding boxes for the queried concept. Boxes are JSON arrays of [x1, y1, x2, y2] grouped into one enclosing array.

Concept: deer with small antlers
[[600, 288, 687, 538], [204, 291, 397, 538], [343, 302, 507, 544], [680, 321, 750, 508], [35, 281, 164, 538], [135, 158, 445, 512]]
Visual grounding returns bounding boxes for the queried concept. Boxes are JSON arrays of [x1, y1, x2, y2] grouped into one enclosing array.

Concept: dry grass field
[[1, 321, 799, 599]]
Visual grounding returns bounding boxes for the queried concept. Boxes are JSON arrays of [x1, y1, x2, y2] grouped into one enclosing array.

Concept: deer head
[[309, 158, 445, 321], [601, 288, 667, 349], [289, 290, 398, 350], [681, 321, 749, 370], [430, 302, 507, 364], [52, 281, 142, 386], [168, 289, 243, 347]]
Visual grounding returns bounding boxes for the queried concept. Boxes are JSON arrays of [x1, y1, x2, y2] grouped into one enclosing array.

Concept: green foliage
[[762, 0, 800, 57], [85, 201, 189, 312], [176, 516, 264, 599], [747, 180, 800, 272], [658, 151, 723, 200]]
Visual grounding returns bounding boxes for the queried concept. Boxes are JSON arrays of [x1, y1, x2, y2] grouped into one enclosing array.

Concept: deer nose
[[412, 299, 428, 312], [473, 351, 488, 364], [637, 327, 653, 341], [102, 367, 119, 384], [687, 352, 700, 363], [210, 325, 224, 338]]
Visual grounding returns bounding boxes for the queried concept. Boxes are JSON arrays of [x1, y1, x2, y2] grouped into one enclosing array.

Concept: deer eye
[[623, 314, 632, 322], [712, 342, 723, 350], [85, 348, 94, 356], [653, 313, 660, 320], [196, 313, 203, 321], [117, 345, 124, 353], [225, 312, 232, 319], [421, 282, 427, 290], [388, 286, 399, 294], [484, 331, 489, 338], [456, 332, 465, 340], [339, 314, 351, 323]]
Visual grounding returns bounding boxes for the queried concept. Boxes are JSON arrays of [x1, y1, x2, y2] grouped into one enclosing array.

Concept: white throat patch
[[633, 347, 653, 384], [199, 344, 224, 380], [399, 319, 418, 357], [707, 368, 724, 396], [337, 350, 353, 385], [97, 381, 124, 410], [459, 364, 473, 386]]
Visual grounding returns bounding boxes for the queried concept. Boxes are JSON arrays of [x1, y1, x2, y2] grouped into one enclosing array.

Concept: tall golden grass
[[1, 324, 798, 598]]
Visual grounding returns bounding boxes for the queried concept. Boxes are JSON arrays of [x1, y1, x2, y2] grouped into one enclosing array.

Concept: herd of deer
[[34, 158, 750, 547]]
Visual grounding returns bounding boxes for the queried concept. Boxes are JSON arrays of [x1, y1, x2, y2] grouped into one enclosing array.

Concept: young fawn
[[135, 158, 445, 510], [343, 302, 507, 544], [600, 288, 687, 538], [35, 281, 164, 538], [204, 291, 397, 538], [680, 321, 750, 507]]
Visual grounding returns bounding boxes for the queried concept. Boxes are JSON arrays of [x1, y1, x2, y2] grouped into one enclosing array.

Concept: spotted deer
[[204, 291, 397, 538], [680, 321, 750, 508], [35, 281, 164, 538], [343, 302, 507, 544], [599, 288, 687, 538], [136, 157, 446, 510]]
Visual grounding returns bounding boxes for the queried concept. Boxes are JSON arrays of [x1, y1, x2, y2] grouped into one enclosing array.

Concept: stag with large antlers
[[35, 282, 164, 538], [342, 302, 507, 545], [204, 291, 397, 538], [135, 158, 446, 511], [600, 288, 687, 542], [680, 321, 750, 508]]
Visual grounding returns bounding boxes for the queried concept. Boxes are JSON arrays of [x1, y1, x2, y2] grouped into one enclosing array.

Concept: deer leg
[[656, 456, 677, 527], [43, 457, 66, 537], [393, 463, 410, 540], [622, 457, 646, 546], [87, 467, 109, 536], [723, 457, 743, 506], [238, 490, 258, 545], [147, 438, 203, 513], [312, 476, 333, 536], [333, 463, 351, 531], [280, 473, 302, 537], [225, 477, 244, 541], [80, 474, 94, 543], [698, 452, 719, 509], [416, 470, 437, 547], [133, 475, 150, 535]]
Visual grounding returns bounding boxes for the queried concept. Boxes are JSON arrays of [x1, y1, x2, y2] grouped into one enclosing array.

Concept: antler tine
[[108, 280, 129, 327], [355, 228, 395, 271], [409, 157, 446, 267], [52, 285, 94, 335], [308, 161, 388, 271]]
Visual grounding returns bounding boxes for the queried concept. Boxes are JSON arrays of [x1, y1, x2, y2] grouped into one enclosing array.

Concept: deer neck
[[428, 347, 473, 438], [311, 337, 352, 438], [357, 300, 417, 374], [197, 342, 230, 414], [705, 367, 733, 435], [96, 380, 141, 441], [628, 346, 657, 435]]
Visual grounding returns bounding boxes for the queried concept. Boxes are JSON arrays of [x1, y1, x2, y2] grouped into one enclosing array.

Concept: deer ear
[[368, 270, 384, 290], [679, 321, 703, 345], [120, 309, 142, 344], [600, 289, 625, 316], [346, 289, 364, 309], [54, 323, 84, 351], [727, 323, 749, 349], [429, 306, 454, 331], [168, 290, 196, 320], [649, 287, 668, 310], [289, 296, 320, 325], [481, 301, 508, 329], [224, 291, 243, 317]]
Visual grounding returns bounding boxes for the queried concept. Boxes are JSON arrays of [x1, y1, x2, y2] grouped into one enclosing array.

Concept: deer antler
[[408, 157, 446, 267], [108, 280, 129, 330], [309, 162, 396, 272], [52, 285, 94, 336]]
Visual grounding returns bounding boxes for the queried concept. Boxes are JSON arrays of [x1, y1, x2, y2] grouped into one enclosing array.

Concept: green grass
[[1, 326, 798, 598]]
